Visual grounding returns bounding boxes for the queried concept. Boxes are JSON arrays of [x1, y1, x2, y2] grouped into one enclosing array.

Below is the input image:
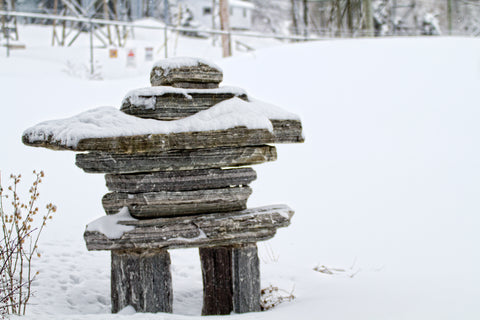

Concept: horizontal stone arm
[[84, 205, 294, 251]]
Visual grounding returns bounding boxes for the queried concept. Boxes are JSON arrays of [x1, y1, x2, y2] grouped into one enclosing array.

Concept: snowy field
[[1, 23, 480, 319]]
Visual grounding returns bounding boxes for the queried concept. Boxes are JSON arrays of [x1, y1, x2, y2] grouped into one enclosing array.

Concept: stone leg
[[232, 243, 261, 313], [111, 249, 173, 313], [199, 243, 260, 315], [199, 246, 233, 315]]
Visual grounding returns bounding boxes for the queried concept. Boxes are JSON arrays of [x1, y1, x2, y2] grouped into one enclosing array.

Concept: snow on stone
[[153, 56, 222, 74], [85, 207, 136, 239], [248, 98, 300, 120], [122, 86, 246, 106], [22, 96, 301, 148], [129, 95, 156, 109]]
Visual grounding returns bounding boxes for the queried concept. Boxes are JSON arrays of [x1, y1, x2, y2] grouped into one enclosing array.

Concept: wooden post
[[111, 250, 173, 313], [10, 0, 17, 40], [114, 0, 122, 47], [164, 23, 168, 58], [52, 0, 58, 46], [104, 0, 112, 45], [199, 243, 260, 315], [61, 9, 67, 46], [89, 22, 94, 76], [219, 0, 231, 57]]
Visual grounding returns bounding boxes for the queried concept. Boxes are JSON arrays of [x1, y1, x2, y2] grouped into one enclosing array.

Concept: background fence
[[1, 1, 479, 70]]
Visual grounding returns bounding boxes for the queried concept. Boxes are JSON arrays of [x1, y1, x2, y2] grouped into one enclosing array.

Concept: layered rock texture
[[22, 57, 304, 315]]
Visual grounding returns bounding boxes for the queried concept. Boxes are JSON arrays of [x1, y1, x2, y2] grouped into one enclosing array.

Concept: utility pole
[[364, 0, 374, 37], [219, 0, 231, 57], [104, 0, 112, 45], [447, 0, 452, 35], [89, 22, 94, 75]]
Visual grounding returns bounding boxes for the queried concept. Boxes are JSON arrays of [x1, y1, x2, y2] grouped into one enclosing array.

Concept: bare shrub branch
[[0, 171, 57, 315], [260, 285, 295, 311]]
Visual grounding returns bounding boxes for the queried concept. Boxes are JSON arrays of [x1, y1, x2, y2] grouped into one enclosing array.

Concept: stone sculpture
[[22, 57, 304, 315]]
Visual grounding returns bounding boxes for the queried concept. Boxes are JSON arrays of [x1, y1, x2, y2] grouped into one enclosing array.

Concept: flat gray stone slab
[[84, 204, 294, 251], [271, 119, 304, 143], [105, 167, 257, 193], [102, 186, 252, 218], [74, 127, 273, 153], [75, 145, 277, 174], [22, 100, 303, 153], [23, 124, 304, 153], [121, 87, 248, 120]]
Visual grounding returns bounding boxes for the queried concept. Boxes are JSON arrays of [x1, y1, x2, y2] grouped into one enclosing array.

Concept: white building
[[177, 0, 254, 30]]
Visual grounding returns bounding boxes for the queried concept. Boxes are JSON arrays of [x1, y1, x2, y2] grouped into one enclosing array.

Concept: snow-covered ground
[[1, 23, 480, 319]]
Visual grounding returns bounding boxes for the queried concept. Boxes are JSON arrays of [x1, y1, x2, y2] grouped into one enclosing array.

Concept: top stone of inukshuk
[[150, 57, 223, 89], [22, 56, 304, 246]]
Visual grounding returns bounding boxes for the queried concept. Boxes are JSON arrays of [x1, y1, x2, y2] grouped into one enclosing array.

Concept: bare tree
[[303, 0, 308, 37], [291, 0, 301, 36], [251, 0, 290, 34], [364, 0, 374, 36]]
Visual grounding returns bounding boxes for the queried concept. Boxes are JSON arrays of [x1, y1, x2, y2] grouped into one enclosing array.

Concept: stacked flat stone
[[22, 57, 304, 315]]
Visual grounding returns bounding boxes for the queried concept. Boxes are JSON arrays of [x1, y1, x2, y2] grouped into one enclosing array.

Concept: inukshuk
[[22, 57, 304, 315]]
